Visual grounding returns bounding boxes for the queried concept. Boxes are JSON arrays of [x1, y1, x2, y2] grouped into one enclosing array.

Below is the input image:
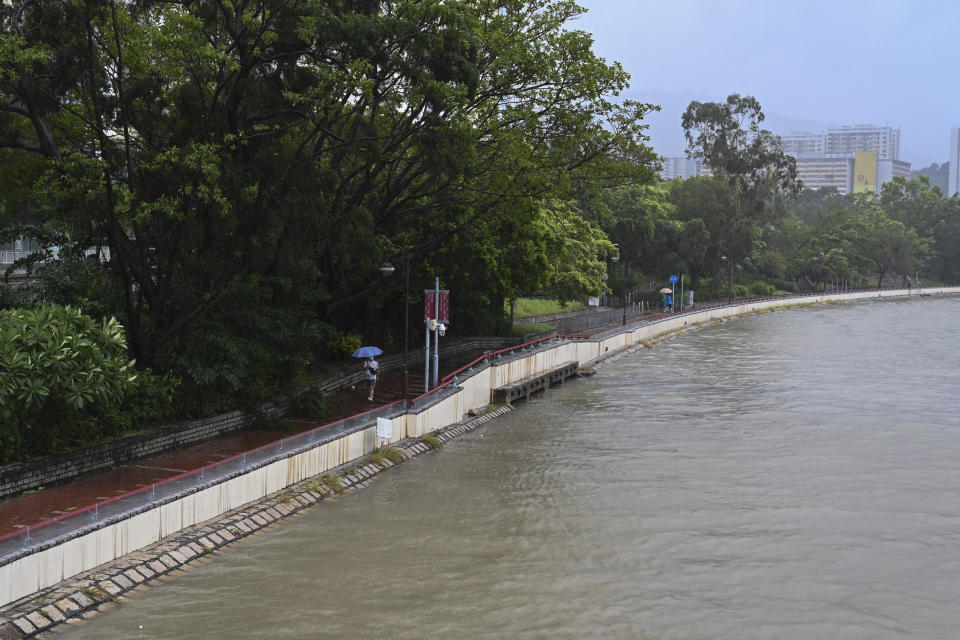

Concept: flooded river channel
[[62, 296, 960, 639]]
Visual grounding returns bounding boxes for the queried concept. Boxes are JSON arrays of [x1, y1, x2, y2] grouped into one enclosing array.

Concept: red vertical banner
[[424, 290, 450, 323]]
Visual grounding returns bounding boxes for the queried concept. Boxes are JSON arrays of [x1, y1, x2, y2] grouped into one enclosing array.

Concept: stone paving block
[[25, 611, 51, 630], [270, 506, 286, 517], [69, 592, 94, 609], [0, 622, 26, 640], [112, 574, 134, 590], [40, 605, 65, 623], [187, 542, 204, 555], [235, 520, 252, 533], [148, 560, 167, 575], [207, 532, 224, 545], [11, 619, 35, 636], [251, 513, 268, 526], [101, 581, 122, 597], [123, 568, 145, 584], [177, 544, 197, 559], [257, 511, 274, 523], [136, 564, 156, 579], [199, 536, 215, 548], [170, 548, 191, 562], [55, 598, 81, 615], [160, 553, 181, 568], [217, 528, 235, 541], [306, 490, 321, 500]]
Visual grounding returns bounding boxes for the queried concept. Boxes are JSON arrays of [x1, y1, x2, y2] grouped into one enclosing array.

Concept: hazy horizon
[[573, 0, 959, 167]]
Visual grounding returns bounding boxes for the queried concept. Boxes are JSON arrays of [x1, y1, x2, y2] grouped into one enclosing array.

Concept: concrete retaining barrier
[[1, 286, 956, 613]]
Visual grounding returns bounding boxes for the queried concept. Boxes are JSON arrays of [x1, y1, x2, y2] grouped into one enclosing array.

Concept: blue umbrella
[[351, 346, 383, 358]]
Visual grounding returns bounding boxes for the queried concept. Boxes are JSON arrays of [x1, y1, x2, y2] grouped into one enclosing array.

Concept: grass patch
[[319, 474, 344, 495], [369, 446, 405, 466], [509, 298, 585, 318], [83, 586, 117, 602], [511, 321, 553, 336], [639, 339, 653, 348], [420, 434, 442, 450]]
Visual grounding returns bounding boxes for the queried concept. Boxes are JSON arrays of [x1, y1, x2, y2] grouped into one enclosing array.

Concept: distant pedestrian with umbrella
[[352, 346, 383, 402], [660, 287, 673, 312]]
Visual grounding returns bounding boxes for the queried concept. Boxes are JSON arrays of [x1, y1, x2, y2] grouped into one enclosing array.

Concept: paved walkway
[[0, 350, 484, 536], [0, 311, 648, 537]]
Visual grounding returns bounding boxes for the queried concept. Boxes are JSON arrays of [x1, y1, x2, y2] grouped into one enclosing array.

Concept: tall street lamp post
[[611, 247, 620, 320], [621, 256, 628, 326], [379, 254, 410, 407], [720, 254, 732, 302]]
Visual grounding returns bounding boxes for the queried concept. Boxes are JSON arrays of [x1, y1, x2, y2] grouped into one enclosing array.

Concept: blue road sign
[[669, 275, 678, 284]]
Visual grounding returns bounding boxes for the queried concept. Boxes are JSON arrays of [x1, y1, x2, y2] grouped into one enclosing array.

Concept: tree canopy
[[0, 0, 659, 416]]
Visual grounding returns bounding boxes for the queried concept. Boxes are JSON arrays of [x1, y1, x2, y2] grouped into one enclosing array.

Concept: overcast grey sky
[[573, 0, 959, 167]]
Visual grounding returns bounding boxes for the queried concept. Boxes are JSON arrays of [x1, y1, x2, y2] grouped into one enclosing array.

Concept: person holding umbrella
[[363, 357, 379, 401], [660, 287, 673, 312], [352, 346, 383, 402]]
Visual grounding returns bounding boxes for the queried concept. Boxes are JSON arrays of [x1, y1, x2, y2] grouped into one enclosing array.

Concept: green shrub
[[511, 322, 553, 336], [369, 446, 405, 466], [732, 284, 750, 298], [0, 305, 138, 461], [767, 278, 799, 293], [508, 298, 585, 318], [750, 281, 776, 296], [287, 386, 328, 420]]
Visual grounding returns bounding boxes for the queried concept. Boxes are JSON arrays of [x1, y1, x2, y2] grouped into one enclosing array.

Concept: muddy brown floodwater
[[62, 297, 960, 639]]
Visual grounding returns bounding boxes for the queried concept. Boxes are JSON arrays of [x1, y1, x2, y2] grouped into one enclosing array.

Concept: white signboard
[[376, 417, 393, 439]]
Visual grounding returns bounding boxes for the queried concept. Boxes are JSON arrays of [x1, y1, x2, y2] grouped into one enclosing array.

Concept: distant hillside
[[910, 162, 949, 194]]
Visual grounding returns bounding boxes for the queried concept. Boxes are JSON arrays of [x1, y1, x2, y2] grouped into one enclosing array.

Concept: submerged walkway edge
[[1, 286, 957, 631]]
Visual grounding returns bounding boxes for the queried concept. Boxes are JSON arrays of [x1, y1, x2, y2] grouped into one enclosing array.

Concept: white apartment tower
[[949, 128, 960, 197], [659, 157, 701, 181], [780, 124, 907, 194], [824, 124, 900, 160]]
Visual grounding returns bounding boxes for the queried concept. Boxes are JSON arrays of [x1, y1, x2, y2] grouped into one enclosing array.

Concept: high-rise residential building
[[824, 124, 900, 160], [795, 157, 854, 193], [949, 128, 960, 197], [659, 157, 703, 180], [780, 132, 826, 157], [781, 124, 907, 194]]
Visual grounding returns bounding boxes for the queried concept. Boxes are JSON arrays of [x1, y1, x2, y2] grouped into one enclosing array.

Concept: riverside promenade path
[[0, 310, 644, 540], [0, 350, 481, 537]]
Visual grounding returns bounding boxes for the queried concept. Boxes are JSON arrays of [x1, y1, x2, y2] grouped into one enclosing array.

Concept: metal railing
[[0, 400, 408, 562], [4, 284, 958, 564]]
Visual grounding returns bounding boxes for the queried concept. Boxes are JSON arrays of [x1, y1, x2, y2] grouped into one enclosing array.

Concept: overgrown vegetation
[[318, 475, 344, 495], [419, 434, 443, 450], [507, 298, 586, 319], [369, 447, 405, 467]]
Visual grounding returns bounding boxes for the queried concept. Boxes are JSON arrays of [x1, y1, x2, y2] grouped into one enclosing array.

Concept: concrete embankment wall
[[0, 338, 513, 501], [2, 287, 954, 608]]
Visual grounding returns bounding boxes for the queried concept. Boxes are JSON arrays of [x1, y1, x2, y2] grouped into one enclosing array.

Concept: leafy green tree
[[0, 305, 137, 460], [667, 176, 738, 287], [0, 0, 658, 413], [854, 198, 928, 288], [682, 94, 800, 295]]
